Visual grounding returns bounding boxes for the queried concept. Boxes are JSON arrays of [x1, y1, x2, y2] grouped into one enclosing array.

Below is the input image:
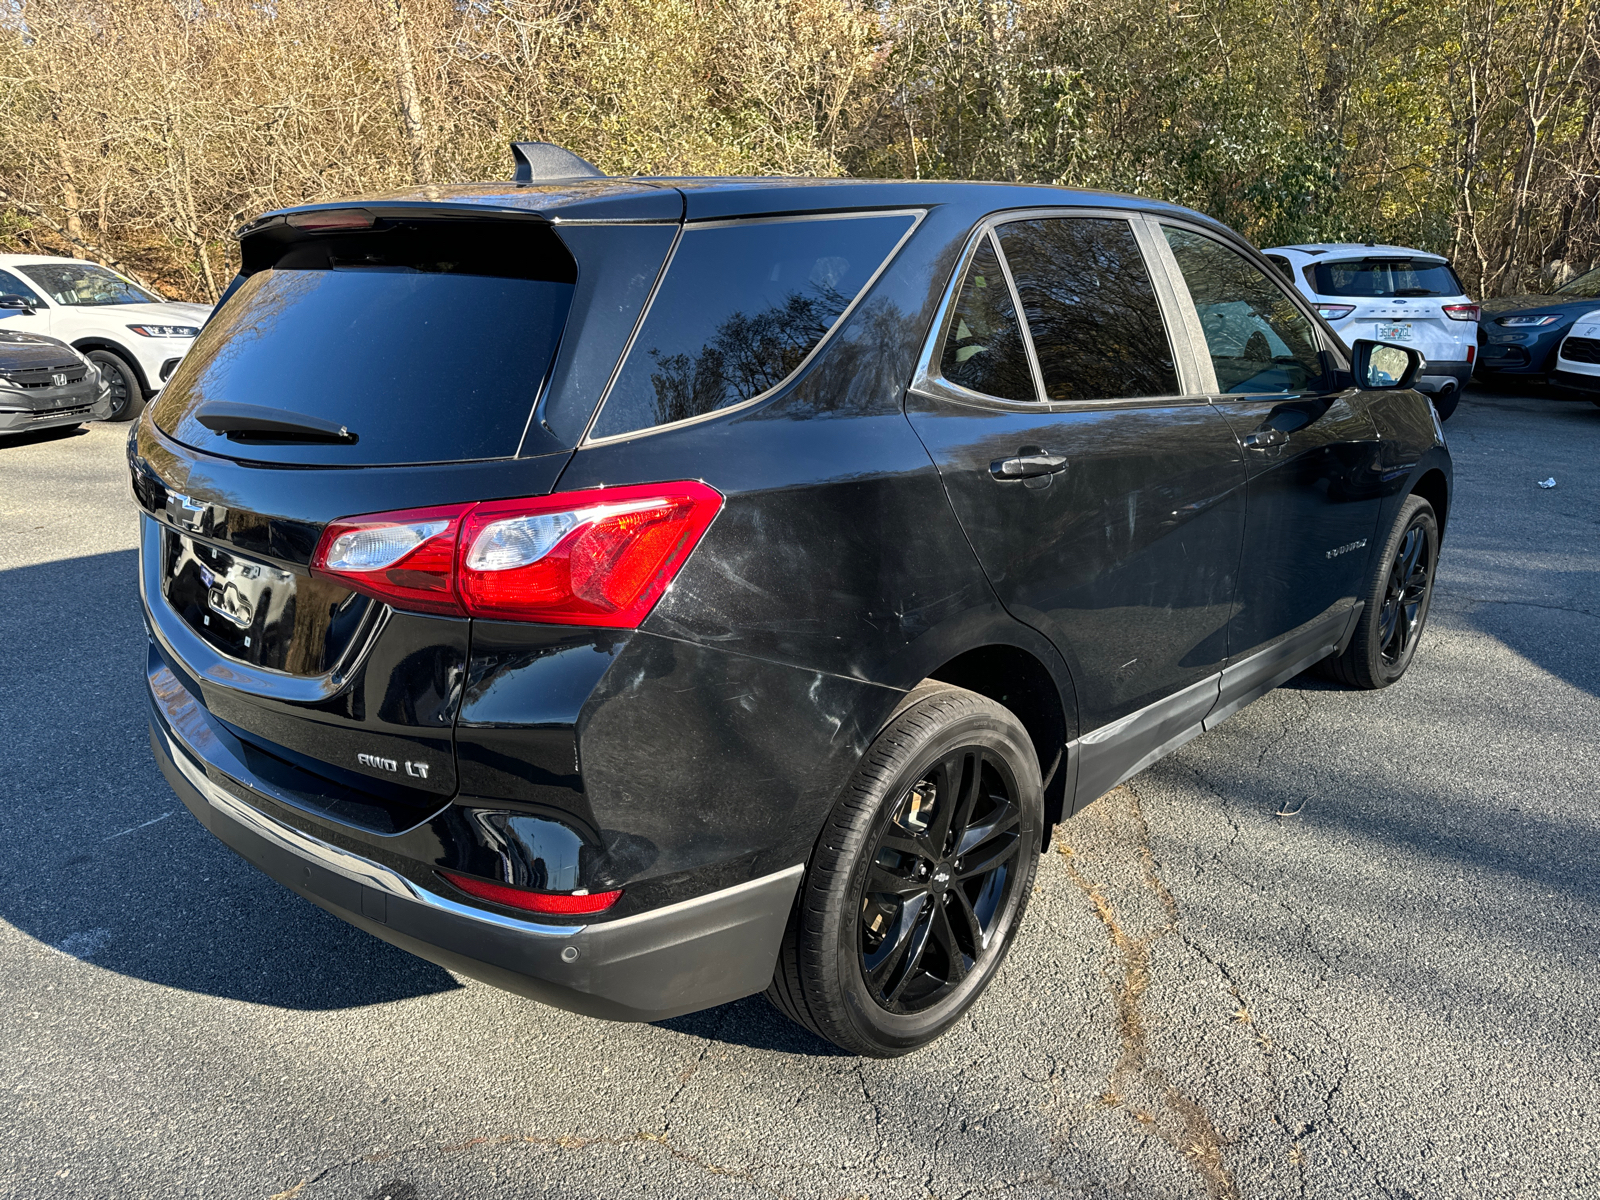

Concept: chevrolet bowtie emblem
[[165, 491, 210, 531]]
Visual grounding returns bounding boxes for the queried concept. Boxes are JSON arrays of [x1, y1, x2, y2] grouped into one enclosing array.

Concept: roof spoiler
[[511, 142, 605, 184]]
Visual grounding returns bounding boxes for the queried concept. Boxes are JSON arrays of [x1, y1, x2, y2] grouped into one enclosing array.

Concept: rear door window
[[996, 217, 1179, 401], [152, 220, 576, 466], [1308, 258, 1465, 298], [938, 233, 1037, 402], [1162, 227, 1326, 394], [589, 213, 917, 440]]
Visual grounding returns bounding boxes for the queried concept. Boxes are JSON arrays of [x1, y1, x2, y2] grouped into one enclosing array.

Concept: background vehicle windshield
[[1308, 258, 1465, 298], [17, 262, 163, 306], [1554, 266, 1600, 298]]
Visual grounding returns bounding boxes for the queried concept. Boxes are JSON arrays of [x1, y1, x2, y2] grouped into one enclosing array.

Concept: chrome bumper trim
[[155, 716, 583, 939], [153, 668, 805, 944]]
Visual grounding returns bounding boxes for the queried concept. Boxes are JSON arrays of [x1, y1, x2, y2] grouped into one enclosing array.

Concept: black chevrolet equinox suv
[[135, 144, 1450, 1056]]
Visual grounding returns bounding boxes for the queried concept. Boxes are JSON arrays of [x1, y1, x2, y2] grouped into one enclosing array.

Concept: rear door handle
[[990, 452, 1069, 479], [1242, 429, 1289, 450]]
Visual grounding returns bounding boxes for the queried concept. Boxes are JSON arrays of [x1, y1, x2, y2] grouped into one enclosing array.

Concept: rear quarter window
[[588, 212, 917, 440]]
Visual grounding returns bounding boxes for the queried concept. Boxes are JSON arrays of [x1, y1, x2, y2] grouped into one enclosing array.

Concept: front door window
[[1162, 227, 1325, 394]]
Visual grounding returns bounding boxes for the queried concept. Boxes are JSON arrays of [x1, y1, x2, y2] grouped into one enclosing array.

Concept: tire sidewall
[[829, 705, 1041, 1055], [1366, 499, 1439, 685], [89, 350, 144, 422]]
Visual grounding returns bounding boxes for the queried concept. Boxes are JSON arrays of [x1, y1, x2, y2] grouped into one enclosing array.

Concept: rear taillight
[[310, 482, 723, 628], [440, 871, 622, 915], [1443, 303, 1481, 322], [1315, 303, 1356, 321], [314, 503, 472, 616]]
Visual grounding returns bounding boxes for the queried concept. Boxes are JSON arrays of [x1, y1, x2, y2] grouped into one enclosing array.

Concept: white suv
[[0, 254, 211, 421], [1263, 244, 1478, 419]]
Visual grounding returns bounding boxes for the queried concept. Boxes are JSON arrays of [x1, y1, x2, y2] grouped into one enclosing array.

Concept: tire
[[766, 682, 1043, 1057], [86, 350, 145, 422], [1431, 390, 1460, 422], [1321, 495, 1440, 689]]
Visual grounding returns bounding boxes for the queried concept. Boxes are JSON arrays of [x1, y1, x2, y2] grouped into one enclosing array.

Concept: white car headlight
[[127, 324, 200, 338]]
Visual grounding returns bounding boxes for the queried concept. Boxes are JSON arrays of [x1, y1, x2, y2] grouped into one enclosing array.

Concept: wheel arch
[[1411, 466, 1450, 536], [917, 642, 1075, 846], [71, 338, 151, 394]]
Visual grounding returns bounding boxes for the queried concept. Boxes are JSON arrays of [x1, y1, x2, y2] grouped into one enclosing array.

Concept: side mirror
[[0, 294, 35, 313], [1351, 339, 1425, 390]]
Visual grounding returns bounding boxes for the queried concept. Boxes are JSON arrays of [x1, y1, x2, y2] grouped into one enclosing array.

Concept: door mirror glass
[[1351, 339, 1424, 390]]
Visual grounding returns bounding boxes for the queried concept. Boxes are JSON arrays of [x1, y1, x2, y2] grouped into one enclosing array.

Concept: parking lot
[[1, 386, 1596, 1200]]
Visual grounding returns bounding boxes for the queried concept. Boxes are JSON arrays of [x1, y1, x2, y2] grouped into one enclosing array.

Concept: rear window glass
[[997, 217, 1178, 402], [1308, 258, 1464, 298], [589, 213, 916, 440], [153, 220, 574, 466]]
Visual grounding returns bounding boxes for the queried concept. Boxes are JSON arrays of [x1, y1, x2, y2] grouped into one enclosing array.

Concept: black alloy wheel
[[1378, 520, 1433, 668], [1322, 494, 1440, 689], [859, 747, 1024, 1014], [87, 349, 144, 422], [767, 682, 1042, 1057]]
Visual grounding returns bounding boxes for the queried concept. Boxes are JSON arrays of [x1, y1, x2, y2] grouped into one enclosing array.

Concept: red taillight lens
[[310, 482, 723, 627], [311, 503, 472, 616], [440, 871, 622, 915], [457, 482, 723, 627], [1443, 303, 1481, 322]]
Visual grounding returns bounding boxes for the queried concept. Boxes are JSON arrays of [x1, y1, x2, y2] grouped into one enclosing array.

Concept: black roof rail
[[510, 142, 605, 184]]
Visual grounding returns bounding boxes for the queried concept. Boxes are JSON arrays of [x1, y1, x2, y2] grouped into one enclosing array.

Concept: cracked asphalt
[[2, 385, 1597, 1200]]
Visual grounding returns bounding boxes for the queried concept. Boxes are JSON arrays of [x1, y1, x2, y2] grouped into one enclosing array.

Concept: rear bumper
[[1414, 359, 1472, 394], [150, 695, 803, 1022]]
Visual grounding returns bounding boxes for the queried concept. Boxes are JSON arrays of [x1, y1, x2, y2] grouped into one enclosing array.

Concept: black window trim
[[1146, 215, 1352, 395], [578, 207, 928, 447], [911, 206, 1206, 413]]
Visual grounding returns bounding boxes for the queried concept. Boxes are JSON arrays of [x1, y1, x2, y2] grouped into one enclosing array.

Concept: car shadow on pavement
[[0, 424, 92, 450], [653, 994, 852, 1055], [0, 549, 463, 1010]]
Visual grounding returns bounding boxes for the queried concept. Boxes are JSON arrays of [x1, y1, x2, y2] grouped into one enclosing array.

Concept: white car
[[1551, 308, 1600, 407], [0, 254, 211, 422], [1262, 243, 1478, 419]]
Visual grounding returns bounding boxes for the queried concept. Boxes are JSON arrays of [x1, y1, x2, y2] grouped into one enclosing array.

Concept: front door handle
[[1242, 428, 1289, 450], [991, 451, 1069, 480]]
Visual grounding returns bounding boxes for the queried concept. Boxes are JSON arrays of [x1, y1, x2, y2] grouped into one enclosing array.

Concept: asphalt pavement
[[1, 387, 1597, 1200]]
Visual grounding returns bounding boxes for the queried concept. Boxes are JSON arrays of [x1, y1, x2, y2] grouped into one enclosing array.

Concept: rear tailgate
[[136, 203, 677, 831]]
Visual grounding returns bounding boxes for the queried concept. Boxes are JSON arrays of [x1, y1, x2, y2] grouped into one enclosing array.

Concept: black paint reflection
[[996, 218, 1178, 401]]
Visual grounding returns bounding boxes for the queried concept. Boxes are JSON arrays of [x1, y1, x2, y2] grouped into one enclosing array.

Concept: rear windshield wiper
[[194, 401, 358, 444]]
